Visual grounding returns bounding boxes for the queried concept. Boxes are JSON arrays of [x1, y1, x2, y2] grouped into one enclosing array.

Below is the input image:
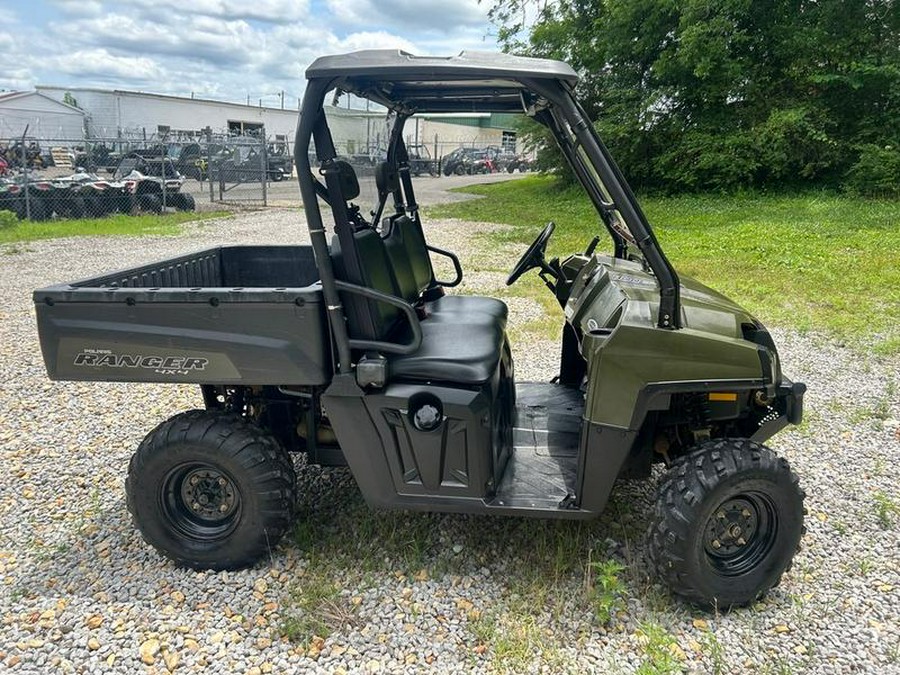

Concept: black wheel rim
[[703, 492, 778, 576], [161, 463, 242, 541]]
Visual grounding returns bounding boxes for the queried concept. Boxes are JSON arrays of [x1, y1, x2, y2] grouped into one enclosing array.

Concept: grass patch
[[429, 176, 900, 353], [0, 210, 230, 244], [279, 466, 651, 666]]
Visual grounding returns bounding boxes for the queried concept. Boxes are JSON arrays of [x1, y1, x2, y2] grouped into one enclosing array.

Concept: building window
[[228, 121, 264, 136], [502, 131, 517, 153]]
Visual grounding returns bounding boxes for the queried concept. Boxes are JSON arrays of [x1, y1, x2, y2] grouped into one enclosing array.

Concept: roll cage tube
[[527, 79, 682, 329], [295, 78, 354, 375]]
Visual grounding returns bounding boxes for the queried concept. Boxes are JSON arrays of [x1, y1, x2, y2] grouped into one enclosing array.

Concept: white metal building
[[0, 91, 86, 139], [0, 85, 519, 160], [35, 86, 300, 141]]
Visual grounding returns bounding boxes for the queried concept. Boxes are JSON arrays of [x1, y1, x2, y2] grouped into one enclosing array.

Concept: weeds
[[700, 631, 727, 675], [281, 569, 356, 642], [586, 557, 626, 624], [635, 622, 681, 675], [873, 491, 899, 529]]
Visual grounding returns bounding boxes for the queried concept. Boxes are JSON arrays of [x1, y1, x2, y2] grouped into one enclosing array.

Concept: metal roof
[[305, 50, 578, 113], [307, 50, 578, 82]]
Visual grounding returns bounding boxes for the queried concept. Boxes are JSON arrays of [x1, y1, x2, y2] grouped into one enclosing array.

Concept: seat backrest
[[331, 228, 402, 342], [383, 215, 434, 304]]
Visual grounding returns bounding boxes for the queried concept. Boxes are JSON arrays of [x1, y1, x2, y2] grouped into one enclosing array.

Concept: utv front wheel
[[126, 410, 296, 570], [138, 193, 162, 213], [647, 439, 804, 608]]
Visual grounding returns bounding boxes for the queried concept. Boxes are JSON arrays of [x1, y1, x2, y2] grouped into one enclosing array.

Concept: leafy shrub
[[0, 210, 18, 230], [844, 145, 900, 197]]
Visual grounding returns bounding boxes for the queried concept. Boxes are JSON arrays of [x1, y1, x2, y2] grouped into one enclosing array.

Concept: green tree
[[488, 0, 900, 193]]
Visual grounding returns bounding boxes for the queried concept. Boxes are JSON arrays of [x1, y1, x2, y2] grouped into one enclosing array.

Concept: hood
[[607, 261, 756, 338]]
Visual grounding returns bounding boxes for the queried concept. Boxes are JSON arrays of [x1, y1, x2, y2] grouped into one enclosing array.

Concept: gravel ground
[[0, 206, 898, 674]]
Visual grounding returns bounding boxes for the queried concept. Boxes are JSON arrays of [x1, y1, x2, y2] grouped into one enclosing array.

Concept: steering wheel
[[506, 222, 556, 286]]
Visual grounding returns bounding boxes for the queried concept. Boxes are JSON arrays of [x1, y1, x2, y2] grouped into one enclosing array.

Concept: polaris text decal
[[74, 348, 209, 376]]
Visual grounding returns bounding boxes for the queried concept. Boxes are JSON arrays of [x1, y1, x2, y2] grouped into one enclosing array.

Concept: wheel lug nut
[[218, 477, 227, 486], [742, 509, 751, 517], [191, 502, 200, 511], [712, 539, 721, 549], [219, 504, 228, 513], [737, 537, 746, 546], [716, 511, 726, 519], [190, 476, 199, 485]]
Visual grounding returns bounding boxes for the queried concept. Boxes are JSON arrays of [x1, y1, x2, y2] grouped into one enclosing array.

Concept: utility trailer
[[34, 50, 806, 607]]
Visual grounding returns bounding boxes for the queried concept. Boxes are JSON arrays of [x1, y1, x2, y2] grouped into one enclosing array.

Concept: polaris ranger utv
[[33, 51, 806, 607]]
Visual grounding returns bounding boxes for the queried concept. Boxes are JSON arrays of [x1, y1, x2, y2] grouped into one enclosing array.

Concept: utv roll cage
[[294, 50, 682, 374]]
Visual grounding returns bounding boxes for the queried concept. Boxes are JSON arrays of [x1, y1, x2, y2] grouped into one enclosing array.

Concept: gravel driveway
[[0, 206, 898, 674]]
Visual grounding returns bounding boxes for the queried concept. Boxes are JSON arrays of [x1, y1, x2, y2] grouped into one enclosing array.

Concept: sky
[[0, 0, 499, 105]]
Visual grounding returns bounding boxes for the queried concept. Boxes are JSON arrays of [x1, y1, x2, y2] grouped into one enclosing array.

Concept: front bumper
[[751, 377, 807, 442]]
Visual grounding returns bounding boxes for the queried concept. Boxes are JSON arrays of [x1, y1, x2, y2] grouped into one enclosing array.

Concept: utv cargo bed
[[33, 245, 331, 385]]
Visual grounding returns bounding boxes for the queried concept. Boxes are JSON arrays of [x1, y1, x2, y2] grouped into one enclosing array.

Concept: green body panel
[[565, 255, 766, 429]]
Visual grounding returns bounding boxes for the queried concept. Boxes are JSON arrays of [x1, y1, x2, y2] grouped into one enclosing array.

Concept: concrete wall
[[407, 118, 507, 158], [322, 110, 512, 159]]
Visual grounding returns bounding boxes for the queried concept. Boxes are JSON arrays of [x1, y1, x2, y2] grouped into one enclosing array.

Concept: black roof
[[305, 50, 579, 113]]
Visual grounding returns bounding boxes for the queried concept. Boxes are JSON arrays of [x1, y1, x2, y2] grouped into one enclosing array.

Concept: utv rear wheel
[[126, 410, 296, 570], [28, 197, 51, 221], [138, 193, 162, 213], [171, 192, 196, 211], [646, 438, 804, 608]]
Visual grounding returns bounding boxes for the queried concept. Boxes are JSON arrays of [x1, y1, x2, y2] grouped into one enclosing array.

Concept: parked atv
[[211, 146, 289, 183], [166, 143, 206, 180], [34, 50, 806, 609], [114, 155, 196, 212], [441, 147, 479, 176], [0, 176, 22, 217], [0, 139, 46, 170], [74, 144, 122, 174], [2, 174, 83, 220], [407, 144, 437, 176], [267, 142, 293, 180], [498, 152, 532, 173], [67, 171, 130, 216]]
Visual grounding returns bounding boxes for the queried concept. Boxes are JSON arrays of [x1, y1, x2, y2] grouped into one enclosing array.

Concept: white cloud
[[337, 31, 419, 54], [47, 0, 104, 17], [0, 0, 496, 105], [52, 14, 260, 66], [50, 49, 165, 82], [326, 0, 488, 32], [51, 0, 309, 23]]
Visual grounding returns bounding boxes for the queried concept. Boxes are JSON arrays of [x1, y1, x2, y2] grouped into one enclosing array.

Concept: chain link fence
[[0, 129, 295, 220], [0, 114, 536, 221]]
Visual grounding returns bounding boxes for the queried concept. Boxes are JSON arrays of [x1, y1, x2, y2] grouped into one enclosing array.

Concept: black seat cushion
[[425, 295, 508, 327], [389, 319, 505, 384]]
